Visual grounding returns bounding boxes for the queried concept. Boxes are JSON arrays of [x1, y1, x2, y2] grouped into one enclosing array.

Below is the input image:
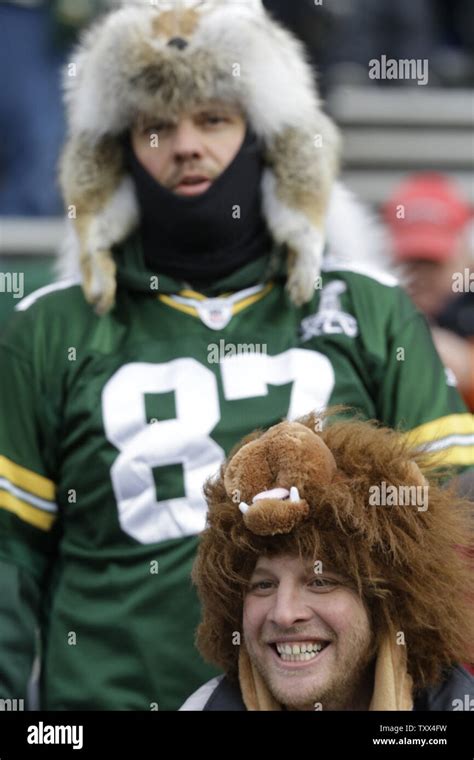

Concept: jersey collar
[[158, 283, 274, 329]]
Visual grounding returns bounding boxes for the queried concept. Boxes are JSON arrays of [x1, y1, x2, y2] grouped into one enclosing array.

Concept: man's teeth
[[275, 641, 326, 661]]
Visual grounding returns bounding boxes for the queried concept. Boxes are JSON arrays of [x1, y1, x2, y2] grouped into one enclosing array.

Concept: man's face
[[243, 554, 374, 711], [130, 102, 246, 197], [401, 258, 457, 318]]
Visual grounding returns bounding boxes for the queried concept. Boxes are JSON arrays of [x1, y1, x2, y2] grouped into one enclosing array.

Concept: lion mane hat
[[59, 0, 340, 313], [193, 412, 473, 693]]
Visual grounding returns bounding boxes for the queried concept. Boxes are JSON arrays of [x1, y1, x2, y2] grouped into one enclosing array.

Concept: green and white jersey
[[0, 234, 472, 710]]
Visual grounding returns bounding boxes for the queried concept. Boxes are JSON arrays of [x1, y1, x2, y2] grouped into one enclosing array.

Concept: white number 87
[[102, 349, 334, 545]]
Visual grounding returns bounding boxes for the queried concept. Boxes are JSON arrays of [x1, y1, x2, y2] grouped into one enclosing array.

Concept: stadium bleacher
[[327, 86, 474, 206]]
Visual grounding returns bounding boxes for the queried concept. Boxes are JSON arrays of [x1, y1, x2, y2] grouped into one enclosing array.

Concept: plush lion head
[[193, 411, 474, 691]]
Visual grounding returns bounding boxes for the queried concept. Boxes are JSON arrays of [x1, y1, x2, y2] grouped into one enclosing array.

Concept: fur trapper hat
[[60, 0, 340, 313]]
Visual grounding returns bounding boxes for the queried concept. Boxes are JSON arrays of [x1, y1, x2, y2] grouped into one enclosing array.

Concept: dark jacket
[[181, 666, 474, 711]]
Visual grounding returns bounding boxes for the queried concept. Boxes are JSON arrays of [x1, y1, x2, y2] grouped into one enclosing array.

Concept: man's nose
[[268, 585, 313, 629], [172, 120, 203, 162]]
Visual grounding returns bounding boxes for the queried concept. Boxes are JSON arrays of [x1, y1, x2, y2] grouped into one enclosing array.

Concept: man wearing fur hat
[[0, 1, 472, 711], [182, 415, 474, 711]]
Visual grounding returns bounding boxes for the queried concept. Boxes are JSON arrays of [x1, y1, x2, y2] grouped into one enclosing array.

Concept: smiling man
[[182, 415, 474, 711], [243, 555, 375, 711]]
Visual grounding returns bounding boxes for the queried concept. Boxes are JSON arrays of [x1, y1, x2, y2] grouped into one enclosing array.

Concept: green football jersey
[[0, 233, 472, 710]]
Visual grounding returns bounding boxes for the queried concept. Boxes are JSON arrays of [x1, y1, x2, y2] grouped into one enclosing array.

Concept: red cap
[[384, 173, 471, 262]]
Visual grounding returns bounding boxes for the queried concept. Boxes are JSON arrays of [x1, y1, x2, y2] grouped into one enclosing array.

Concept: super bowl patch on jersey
[[300, 281, 359, 341]]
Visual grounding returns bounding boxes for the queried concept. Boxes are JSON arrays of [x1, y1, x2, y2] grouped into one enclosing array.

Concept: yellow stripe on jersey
[[178, 289, 208, 301], [178, 289, 233, 301], [158, 296, 197, 317], [0, 455, 55, 501], [0, 491, 56, 531], [433, 445, 474, 467], [232, 284, 274, 314], [404, 413, 474, 466]]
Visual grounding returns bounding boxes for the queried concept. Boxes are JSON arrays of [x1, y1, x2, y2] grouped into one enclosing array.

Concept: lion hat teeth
[[225, 421, 338, 535], [59, 0, 340, 314]]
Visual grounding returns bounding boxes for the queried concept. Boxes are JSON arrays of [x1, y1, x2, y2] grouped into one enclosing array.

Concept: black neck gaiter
[[125, 127, 272, 284]]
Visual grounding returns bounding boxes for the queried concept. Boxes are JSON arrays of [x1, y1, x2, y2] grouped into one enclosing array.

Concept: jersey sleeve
[[377, 306, 474, 468], [0, 560, 43, 701], [0, 312, 60, 701]]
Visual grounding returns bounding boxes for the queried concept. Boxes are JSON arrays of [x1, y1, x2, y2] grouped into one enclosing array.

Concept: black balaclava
[[125, 126, 273, 285]]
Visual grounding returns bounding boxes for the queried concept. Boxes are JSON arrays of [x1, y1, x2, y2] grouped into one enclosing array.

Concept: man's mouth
[[174, 174, 212, 196], [269, 640, 330, 663]]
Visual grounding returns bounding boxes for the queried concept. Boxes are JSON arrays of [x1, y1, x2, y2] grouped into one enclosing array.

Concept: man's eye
[[143, 123, 170, 133], [203, 114, 226, 125], [249, 580, 274, 592], [309, 577, 338, 591]]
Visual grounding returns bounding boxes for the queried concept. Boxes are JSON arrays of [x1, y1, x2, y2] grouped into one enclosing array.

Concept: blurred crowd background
[[0, 0, 473, 407]]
